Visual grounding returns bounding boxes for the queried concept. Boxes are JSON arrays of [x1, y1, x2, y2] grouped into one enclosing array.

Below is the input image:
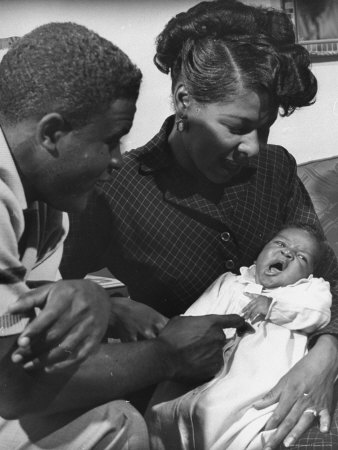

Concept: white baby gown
[[147, 266, 332, 450]]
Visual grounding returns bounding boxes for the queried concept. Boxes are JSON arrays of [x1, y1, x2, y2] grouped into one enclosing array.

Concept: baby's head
[[255, 224, 326, 289]]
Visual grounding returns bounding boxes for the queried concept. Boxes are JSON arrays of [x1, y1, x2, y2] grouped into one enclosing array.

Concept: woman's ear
[[173, 83, 190, 116], [36, 113, 70, 156]]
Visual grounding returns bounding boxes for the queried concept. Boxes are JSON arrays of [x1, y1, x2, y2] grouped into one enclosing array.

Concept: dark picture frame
[[0, 36, 20, 50], [282, 0, 338, 61]]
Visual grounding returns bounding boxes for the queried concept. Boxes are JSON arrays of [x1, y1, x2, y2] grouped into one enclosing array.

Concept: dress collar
[[138, 116, 175, 174], [138, 115, 259, 181], [237, 264, 313, 292]]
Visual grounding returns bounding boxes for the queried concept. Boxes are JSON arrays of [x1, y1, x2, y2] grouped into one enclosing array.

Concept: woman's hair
[[0, 22, 142, 128], [154, 0, 317, 116]]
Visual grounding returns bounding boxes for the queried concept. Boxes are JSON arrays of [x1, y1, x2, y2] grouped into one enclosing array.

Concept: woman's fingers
[[263, 408, 315, 449]]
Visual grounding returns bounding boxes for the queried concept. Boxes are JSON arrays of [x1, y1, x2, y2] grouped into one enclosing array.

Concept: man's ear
[[173, 83, 190, 117], [36, 113, 70, 156]]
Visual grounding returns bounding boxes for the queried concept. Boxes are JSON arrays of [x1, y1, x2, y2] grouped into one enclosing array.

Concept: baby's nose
[[282, 248, 294, 259]]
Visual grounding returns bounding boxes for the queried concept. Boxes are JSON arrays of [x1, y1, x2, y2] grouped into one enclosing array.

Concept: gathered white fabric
[[148, 266, 332, 450]]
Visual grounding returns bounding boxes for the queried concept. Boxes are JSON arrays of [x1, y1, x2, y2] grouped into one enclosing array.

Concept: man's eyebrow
[[116, 124, 133, 137], [107, 127, 130, 141]]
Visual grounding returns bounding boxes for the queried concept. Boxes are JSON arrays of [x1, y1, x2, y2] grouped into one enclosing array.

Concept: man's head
[[0, 22, 142, 211], [255, 224, 326, 289]]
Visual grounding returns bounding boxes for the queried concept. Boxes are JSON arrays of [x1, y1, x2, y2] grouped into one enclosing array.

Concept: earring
[[176, 116, 187, 132]]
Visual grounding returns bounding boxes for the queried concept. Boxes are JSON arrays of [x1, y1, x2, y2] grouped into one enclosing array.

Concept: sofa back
[[298, 156, 338, 257]]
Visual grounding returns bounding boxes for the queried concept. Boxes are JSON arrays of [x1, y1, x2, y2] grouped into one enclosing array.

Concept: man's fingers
[[45, 338, 93, 372], [22, 333, 91, 372], [8, 284, 52, 313], [17, 317, 95, 368], [17, 309, 61, 344], [210, 314, 245, 328]]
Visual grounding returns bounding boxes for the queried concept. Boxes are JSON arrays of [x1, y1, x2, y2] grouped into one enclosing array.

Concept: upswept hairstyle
[[0, 22, 142, 128], [154, 0, 317, 116]]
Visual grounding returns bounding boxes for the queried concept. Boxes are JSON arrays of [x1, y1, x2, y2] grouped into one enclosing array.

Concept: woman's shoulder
[[258, 144, 297, 167], [253, 144, 298, 181]]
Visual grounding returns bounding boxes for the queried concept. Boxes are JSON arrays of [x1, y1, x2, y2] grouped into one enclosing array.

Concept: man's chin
[[50, 194, 90, 213]]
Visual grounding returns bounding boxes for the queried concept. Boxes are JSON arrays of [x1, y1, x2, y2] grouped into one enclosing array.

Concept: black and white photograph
[[0, 1, 338, 449]]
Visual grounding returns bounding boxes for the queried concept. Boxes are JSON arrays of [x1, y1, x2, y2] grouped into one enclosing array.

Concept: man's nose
[[238, 129, 260, 158], [108, 144, 123, 172]]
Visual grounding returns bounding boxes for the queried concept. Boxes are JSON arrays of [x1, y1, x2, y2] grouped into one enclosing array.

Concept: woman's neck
[[168, 122, 196, 177]]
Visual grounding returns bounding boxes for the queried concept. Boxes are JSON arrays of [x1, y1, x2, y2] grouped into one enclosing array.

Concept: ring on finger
[[304, 408, 318, 417]]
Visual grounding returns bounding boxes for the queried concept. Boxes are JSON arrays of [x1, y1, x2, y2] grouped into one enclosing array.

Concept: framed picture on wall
[[0, 36, 20, 50], [282, 0, 338, 60]]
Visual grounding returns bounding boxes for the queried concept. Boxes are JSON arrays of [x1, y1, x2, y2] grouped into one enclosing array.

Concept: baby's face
[[255, 228, 318, 289]]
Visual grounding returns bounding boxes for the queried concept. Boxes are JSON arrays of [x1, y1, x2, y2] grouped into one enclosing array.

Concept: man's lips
[[221, 159, 242, 172], [97, 172, 114, 183]]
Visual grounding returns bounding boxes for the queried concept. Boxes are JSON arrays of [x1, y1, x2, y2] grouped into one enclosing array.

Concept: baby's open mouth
[[268, 262, 284, 273]]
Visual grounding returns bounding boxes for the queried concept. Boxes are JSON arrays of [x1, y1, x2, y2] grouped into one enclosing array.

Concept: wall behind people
[[0, 0, 337, 163]]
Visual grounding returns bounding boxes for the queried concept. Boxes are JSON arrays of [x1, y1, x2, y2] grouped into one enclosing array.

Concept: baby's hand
[[241, 293, 272, 324]]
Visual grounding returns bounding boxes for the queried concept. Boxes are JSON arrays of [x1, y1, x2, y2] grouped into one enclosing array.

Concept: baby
[[147, 224, 332, 450]]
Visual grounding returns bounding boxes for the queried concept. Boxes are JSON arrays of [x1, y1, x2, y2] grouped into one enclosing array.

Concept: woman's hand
[[9, 280, 111, 372], [242, 293, 272, 324], [253, 334, 338, 449], [109, 297, 169, 342]]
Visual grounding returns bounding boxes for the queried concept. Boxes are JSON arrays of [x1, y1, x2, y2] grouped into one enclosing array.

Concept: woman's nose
[[238, 129, 260, 158]]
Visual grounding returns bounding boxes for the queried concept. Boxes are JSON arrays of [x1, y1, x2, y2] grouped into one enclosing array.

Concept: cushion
[[297, 156, 338, 257]]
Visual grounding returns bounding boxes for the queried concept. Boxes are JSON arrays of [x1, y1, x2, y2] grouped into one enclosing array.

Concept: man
[[0, 22, 242, 449]]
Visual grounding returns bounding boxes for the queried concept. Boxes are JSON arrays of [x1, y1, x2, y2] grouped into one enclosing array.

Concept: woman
[[62, 1, 338, 448]]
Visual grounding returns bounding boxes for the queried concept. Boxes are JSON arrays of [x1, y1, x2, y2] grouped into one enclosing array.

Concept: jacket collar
[[138, 116, 175, 175]]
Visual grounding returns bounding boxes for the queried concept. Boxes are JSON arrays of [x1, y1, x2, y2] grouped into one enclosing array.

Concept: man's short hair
[[0, 22, 142, 128]]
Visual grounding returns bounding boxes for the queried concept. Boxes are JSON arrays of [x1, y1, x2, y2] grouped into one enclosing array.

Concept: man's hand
[[9, 280, 110, 372], [242, 293, 272, 324], [157, 314, 245, 382], [253, 334, 338, 449], [109, 297, 169, 341]]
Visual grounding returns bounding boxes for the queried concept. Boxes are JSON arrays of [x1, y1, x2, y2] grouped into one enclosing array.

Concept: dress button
[[220, 232, 231, 242], [225, 259, 235, 270]]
